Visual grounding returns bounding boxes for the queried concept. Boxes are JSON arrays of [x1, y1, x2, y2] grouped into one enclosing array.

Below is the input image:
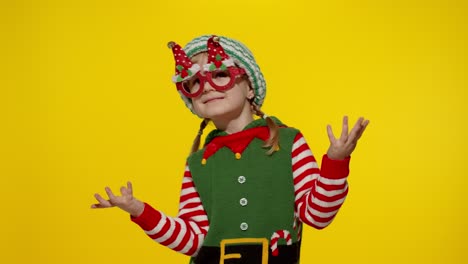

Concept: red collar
[[201, 126, 270, 165]]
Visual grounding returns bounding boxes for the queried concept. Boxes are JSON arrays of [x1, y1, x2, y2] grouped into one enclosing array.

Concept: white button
[[238, 176, 246, 184], [239, 198, 248, 206], [240, 222, 249, 231]]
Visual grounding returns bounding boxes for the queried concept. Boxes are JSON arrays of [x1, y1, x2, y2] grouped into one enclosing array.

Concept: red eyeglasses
[[176, 67, 246, 98]]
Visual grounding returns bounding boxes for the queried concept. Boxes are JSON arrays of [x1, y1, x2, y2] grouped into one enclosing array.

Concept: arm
[[130, 164, 209, 256], [293, 116, 369, 229], [92, 164, 209, 256], [292, 133, 350, 229]]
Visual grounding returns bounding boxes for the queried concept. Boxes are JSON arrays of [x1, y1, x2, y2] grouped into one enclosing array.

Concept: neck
[[211, 104, 254, 134]]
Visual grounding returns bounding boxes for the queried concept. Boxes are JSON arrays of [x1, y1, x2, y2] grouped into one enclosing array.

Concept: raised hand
[[91, 181, 144, 217], [326, 116, 369, 160]]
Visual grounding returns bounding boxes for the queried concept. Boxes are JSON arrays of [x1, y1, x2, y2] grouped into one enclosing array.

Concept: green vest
[[188, 118, 301, 247]]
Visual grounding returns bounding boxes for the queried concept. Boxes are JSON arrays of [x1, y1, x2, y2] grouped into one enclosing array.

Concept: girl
[[91, 35, 369, 264]]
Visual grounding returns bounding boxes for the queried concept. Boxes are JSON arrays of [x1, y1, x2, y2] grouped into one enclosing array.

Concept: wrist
[[127, 199, 145, 217], [326, 150, 346, 160]]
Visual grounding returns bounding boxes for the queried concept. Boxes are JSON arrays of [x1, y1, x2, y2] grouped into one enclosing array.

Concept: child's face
[[190, 53, 254, 121]]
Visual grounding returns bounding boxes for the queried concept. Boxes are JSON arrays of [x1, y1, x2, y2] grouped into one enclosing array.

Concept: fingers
[[91, 187, 116, 209], [119, 181, 134, 196], [91, 203, 111, 209], [356, 119, 369, 140], [127, 181, 133, 195], [326, 124, 336, 143], [340, 116, 348, 141], [92, 193, 113, 208], [105, 187, 116, 200], [347, 117, 363, 141], [348, 117, 369, 143], [326, 116, 369, 158], [91, 182, 135, 209]]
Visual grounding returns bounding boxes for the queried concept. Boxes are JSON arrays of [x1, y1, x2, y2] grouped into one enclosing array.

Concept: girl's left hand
[[326, 116, 369, 160]]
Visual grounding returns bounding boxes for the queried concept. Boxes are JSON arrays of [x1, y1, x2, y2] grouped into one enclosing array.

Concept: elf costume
[[131, 35, 351, 264]]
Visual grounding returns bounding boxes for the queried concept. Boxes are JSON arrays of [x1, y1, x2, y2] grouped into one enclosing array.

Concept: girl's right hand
[[91, 181, 144, 217]]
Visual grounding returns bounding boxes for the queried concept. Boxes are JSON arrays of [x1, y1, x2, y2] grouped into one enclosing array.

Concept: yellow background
[[1, 0, 467, 263]]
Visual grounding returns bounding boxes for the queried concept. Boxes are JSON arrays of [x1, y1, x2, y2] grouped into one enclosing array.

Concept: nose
[[202, 82, 215, 94], [201, 73, 215, 94]]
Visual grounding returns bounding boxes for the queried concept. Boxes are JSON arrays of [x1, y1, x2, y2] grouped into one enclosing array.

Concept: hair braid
[[251, 104, 279, 155], [190, 118, 210, 154]]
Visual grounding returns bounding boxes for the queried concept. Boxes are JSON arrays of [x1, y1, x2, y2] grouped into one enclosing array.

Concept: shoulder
[[277, 121, 301, 138], [186, 147, 205, 167], [279, 126, 300, 134]]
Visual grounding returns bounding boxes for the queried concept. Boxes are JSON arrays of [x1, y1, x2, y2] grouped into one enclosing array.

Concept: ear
[[247, 88, 254, 99]]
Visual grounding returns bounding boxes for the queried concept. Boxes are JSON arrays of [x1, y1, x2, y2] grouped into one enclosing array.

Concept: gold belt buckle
[[219, 238, 269, 264]]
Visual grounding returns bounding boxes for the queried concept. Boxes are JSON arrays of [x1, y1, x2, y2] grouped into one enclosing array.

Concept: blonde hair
[[251, 103, 280, 155], [190, 118, 210, 154]]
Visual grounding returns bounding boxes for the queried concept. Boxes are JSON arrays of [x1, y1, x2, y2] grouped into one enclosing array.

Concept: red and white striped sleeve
[[292, 132, 350, 229], [131, 163, 209, 256]]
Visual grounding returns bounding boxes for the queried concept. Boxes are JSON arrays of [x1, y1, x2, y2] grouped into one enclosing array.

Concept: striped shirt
[[131, 132, 350, 256]]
